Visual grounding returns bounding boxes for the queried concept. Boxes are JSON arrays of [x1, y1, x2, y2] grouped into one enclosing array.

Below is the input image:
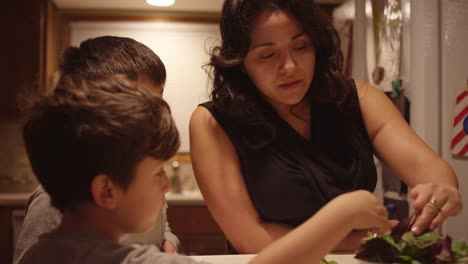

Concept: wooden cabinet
[[0, 0, 58, 117], [0, 205, 25, 264], [167, 205, 227, 255], [1, 0, 44, 116]]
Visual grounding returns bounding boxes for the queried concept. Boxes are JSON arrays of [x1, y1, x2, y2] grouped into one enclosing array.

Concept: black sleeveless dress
[[200, 80, 377, 239]]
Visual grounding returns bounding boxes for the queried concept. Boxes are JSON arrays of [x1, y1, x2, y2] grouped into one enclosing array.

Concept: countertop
[[165, 190, 205, 206], [0, 190, 205, 207], [190, 254, 358, 264]]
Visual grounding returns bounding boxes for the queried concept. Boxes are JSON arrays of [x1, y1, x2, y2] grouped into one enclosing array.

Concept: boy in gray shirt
[[14, 36, 179, 263]]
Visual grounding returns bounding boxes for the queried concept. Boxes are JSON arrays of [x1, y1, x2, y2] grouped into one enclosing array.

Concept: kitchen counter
[[0, 190, 205, 207], [190, 254, 357, 264], [166, 190, 205, 206]]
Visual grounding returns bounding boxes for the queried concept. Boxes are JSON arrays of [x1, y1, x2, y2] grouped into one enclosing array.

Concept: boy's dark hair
[[22, 74, 180, 211], [60, 36, 166, 89]]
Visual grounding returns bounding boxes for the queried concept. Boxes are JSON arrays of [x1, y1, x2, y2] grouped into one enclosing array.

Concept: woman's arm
[[355, 80, 462, 234], [189, 106, 292, 253]]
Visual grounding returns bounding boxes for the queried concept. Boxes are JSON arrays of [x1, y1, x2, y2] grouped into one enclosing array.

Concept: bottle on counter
[[170, 161, 182, 194]]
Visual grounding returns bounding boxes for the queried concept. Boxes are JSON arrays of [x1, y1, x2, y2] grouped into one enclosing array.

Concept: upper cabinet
[[1, 0, 44, 117], [0, 0, 59, 117]]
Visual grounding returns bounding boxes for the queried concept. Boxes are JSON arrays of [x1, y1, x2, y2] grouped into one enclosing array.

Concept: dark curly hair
[[205, 0, 357, 149], [22, 74, 180, 211]]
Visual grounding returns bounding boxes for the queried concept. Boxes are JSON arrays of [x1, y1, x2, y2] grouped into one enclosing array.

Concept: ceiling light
[[146, 0, 175, 7]]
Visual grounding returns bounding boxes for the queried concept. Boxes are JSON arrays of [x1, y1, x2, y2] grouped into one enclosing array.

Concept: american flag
[[451, 82, 468, 157]]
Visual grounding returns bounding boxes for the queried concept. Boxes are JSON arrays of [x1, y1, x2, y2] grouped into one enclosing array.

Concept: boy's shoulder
[[17, 229, 205, 264]]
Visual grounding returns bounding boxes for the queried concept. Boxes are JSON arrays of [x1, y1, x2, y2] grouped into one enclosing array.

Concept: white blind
[[70, 21, 220, 152]]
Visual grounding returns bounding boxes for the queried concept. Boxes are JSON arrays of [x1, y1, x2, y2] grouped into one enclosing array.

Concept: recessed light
[[146, 0, 175, 7]]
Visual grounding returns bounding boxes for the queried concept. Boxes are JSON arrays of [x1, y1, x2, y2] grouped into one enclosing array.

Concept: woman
[[189, 0, 462, 253]]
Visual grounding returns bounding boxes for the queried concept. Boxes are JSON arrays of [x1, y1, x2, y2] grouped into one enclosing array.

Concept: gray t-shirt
[[14, 186, 179, 263], [18, 229, 206, 264]]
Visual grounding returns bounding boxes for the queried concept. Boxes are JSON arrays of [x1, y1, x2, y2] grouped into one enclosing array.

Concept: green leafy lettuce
[[355, 228, 468, 264]]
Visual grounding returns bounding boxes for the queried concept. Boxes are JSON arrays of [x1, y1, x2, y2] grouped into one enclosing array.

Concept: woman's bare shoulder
[[189, 105, 232, 146], [190, 105, 221, 130], [353, 79, 375, 100]]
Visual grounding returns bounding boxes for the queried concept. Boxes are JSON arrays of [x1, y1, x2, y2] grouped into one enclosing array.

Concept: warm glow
[[146, 0, 175, 7]]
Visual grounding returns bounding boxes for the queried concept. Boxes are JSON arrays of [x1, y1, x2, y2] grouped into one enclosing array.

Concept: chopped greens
[[401, 231, 443, 248], [355, 222, 468, 264], [453, 240, 468, 262]]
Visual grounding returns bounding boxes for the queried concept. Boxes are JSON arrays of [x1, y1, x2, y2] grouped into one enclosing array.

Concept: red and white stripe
[[451, 89, 468, 156]]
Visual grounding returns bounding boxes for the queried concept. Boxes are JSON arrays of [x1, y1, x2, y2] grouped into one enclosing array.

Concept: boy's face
[[115, 156, 169, 233]]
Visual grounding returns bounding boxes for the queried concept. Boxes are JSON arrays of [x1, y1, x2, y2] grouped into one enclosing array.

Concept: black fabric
[[200, 80, 377, 228]]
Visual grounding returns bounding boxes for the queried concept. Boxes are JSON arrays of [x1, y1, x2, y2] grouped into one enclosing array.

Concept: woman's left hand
[[410, 182, 462, 235]]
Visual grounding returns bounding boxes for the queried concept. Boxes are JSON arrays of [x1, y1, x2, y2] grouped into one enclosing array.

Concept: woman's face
[[243, 9, 316, 110]]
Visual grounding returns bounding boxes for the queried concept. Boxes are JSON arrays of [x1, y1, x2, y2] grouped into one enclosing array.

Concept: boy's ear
[[90, 174, 122, 209]]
